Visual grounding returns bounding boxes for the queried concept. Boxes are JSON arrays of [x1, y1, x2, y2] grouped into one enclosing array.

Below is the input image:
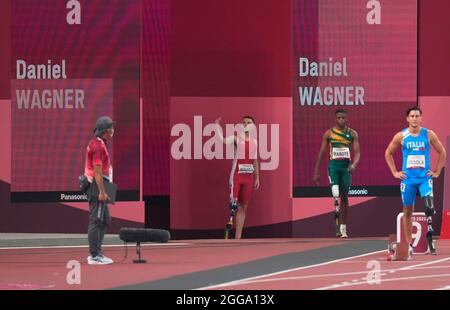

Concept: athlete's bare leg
[[235, 203, 248, 239], [402, 206, 414, 245], [340, 195, 348, 225]]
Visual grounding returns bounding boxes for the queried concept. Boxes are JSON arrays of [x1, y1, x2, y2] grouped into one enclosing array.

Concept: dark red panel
[[171, 0, 291, 97], [419, 0, 450, 96], [0, 0, 10, 99], [142, 0, 171, 195]]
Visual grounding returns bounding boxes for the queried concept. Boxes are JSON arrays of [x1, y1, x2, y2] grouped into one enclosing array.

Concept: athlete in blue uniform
[[385, 107, 446, 257]]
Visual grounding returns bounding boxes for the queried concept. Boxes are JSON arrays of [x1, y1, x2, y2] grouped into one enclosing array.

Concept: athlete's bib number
[[238, 164, 254, 174], [406, 155, 425, 169], [332, 147, 350, 160]]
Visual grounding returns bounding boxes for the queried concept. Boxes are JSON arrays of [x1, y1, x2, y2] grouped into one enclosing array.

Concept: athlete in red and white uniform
[[215, 116, 260, 239], [230, 133, 258, 206]]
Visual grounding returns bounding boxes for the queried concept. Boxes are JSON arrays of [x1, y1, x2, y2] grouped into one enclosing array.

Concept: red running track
[[1, 238, 449, 290], [0, 239, 343, 290], [203, 240, 450, 290]]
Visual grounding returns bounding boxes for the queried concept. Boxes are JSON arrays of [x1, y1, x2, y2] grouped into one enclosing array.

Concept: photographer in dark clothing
[[84, 116, 115, 265]]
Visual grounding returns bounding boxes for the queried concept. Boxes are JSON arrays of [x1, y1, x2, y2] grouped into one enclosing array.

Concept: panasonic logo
[[61, 193, 88, 201], [349, 188, 368, 196]]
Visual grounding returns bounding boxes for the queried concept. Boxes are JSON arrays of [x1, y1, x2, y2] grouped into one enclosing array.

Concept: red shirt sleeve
[[90, 143, 104, 166]]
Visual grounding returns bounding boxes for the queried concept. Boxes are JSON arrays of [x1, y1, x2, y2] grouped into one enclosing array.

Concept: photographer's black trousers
[[87, 197, 111, 257]]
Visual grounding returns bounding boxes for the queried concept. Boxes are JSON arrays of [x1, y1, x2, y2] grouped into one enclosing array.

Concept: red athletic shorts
[[230, 173, 254, 205]]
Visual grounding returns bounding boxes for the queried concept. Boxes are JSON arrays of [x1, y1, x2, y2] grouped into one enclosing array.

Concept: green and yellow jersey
[[328, 127, 353, 167]]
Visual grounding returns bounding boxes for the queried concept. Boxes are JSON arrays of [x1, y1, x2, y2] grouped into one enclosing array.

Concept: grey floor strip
[[0, 236, 122, 247], [0, 233, 90, 240], [113, 239, 386, 290]]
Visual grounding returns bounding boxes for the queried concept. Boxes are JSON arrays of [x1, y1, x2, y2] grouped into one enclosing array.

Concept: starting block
[[387, 234, 410, 261], [397, 212, 430, 254]]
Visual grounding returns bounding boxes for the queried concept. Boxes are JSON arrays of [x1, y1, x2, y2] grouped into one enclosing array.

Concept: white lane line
[[33, 284, 56, 290], [315, 256, 450, 290], [221, 264, 450, 287], [225, 270, 373, 285], [434, 285, 450, 290], [315, 273, 450, 290], [196, 249, 386, 290], [399, 257, 450, 270]]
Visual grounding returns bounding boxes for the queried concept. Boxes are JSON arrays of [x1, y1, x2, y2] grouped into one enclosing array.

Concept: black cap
[[94, 116, 114, 137]]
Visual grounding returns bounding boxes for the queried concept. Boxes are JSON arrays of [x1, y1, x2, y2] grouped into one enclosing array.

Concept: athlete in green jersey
[[313, 109, 360, 238]]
